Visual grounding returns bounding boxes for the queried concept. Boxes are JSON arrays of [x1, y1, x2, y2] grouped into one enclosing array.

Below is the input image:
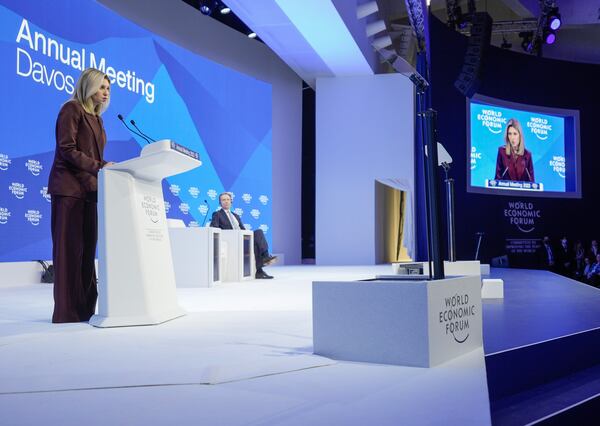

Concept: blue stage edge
[[483, 268, 600, 425]]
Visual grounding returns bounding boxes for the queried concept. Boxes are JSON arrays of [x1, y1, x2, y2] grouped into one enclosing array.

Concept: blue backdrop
[[0, 0, 273, 262]]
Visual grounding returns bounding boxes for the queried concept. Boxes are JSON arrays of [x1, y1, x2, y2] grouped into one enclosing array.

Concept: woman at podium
[[494, 118, 535, 182], [47, 68, 113, 323]]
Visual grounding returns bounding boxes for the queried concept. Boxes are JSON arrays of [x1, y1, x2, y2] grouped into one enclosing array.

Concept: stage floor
[[2, 264, 598, 425], [484, 268, 600, 355], [0, 265, 491, 426]]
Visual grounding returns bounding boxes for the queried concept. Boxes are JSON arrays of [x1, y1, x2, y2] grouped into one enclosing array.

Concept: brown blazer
[[48, 100, 107, 198], [495, 146, 534, 182]]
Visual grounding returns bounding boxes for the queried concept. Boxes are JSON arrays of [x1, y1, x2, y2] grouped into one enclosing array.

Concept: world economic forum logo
[[259, 224, 269, 234], [25, 159, 43, 176], [0, 153, 12, 171], [207, 189, 217, 200], [233, 207, 243, 217], [250, 209, 261, 219], [40, 186, 51, 202], [477, 109, 506, 134], [188, 186, 199, 198], [9, 182, 27, 199], [25, 209, 42, 226], [549, 156, 566, 178], [527, 116, 552, 141], [0, 207, 11, 224], [169, 184, 180, 196], [188, 221, 199, 227], [259, 195, 269, 205], [198, 204, 208, 215], [179, 202, 190, 215], [164, 200, 171, 214], [438, 293, 475, 344], [243, 223, 252, 230], [470, 146, 481, 170], [504, 201, 541, 233], [242, 193, 252, 203]]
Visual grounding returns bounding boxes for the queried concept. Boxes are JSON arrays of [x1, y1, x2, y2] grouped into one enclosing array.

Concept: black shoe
[[263, 255, 278, 266], [255, 269, 273, 279]]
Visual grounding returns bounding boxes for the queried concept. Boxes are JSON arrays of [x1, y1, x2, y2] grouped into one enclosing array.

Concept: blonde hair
[[504, 118, 525, 156], [72, 68, 110, 115]]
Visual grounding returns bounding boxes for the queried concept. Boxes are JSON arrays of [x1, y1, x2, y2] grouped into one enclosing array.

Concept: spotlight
[[220, 7, 231, 15], [248, 32, 257, 39], [200, 5, 211, 15], [519, 31, 533, 52], [548, 8, 561, 30], [544, 29, 556, 44]]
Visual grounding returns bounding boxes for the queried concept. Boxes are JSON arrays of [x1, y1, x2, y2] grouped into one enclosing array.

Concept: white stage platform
[[0, 265, 491, 426]]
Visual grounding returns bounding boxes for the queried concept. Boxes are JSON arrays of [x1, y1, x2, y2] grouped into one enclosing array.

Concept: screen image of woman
[[494, 118, 535, 182]]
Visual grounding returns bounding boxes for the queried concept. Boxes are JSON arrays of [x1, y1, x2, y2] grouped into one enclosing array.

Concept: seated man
[[210, 192, 277, 279]]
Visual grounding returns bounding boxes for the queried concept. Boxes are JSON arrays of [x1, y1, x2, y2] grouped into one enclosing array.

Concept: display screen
[[0, 0, 273, 261], [467, 95, 580, 198]]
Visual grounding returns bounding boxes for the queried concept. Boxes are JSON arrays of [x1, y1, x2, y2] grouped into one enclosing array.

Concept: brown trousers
[[51, 195, 98, 323]]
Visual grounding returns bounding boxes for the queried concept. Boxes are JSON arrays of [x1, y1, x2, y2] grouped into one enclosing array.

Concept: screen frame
[[466, 94, 581, 199]]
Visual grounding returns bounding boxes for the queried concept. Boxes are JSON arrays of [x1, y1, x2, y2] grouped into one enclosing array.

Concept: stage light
[[220, 7, 231, 15], [548, 7, 561, 30], [248, 32, 257, 39], [544, 30, 556, 44], [519, 31, 534, 52], [200, 5, 211, 15]]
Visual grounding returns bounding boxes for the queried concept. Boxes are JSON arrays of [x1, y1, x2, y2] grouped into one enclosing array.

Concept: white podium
[[90, 140, 201, 327], [313, 276, 483, 367], [169, 227, 221, 288], [220, 230, 255, 282]]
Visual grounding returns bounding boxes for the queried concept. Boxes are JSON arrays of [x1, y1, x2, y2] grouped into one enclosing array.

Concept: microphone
[[130, 119, 156, 142], [117, 114, 151, 144], [525, 168, 532, 181], [201, 199, 211, 227], [501, 167, 509, 178]]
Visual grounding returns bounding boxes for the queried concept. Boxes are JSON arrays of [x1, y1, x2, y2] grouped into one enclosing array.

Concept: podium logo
[[0, 153, 12, 171], [25, 209, 42, 226], [527, 116, 552, 141], [242, 193, 252, 203], [0, 207, 11, 224], [179, 202, 190, 215], [40, 186, 51, 202], [250, 209, 260, 219], [207, 189, 217, 200], [188, 186, 199, 198], [188, 221, 199, 227], [259, 195, 269, 205], [169, 184, 180, 196], [25, 159, 43, 176], [164, 200, 171, 214], [198, 204, 208, 215], [477, 109, 506, 134], [259, 224, 269, 234], [504, 201, 541, 233], [141, 195, 160, 223], [234, 207, 243, 217], [438, 293, 475, 344], [9, 182, 27, 199]]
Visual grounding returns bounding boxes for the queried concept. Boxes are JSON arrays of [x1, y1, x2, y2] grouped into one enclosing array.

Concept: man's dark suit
[[210, 208, 270, 270], [48, 100, 107, 323]]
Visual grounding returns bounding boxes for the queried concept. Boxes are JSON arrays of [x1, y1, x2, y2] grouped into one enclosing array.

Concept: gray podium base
[[313, 275, 483, 367]]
